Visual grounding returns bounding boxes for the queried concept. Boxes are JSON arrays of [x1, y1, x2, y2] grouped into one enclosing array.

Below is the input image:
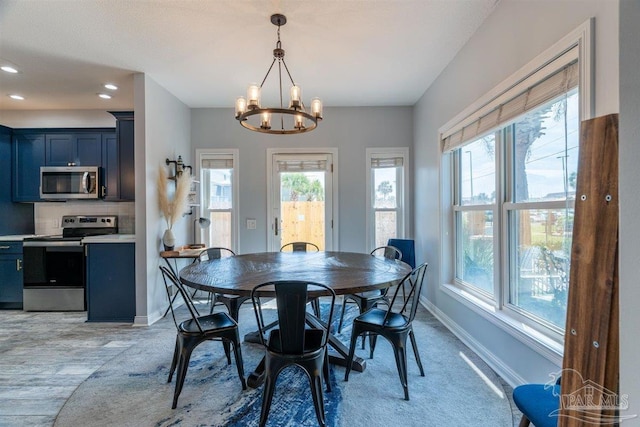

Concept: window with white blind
[[366, 148, 409, 250], [440, 20, 592, 343], [196, 149, 239, 251]]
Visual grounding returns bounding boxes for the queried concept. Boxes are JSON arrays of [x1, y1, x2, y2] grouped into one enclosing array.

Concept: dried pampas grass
[[157, 165, 192, 229]]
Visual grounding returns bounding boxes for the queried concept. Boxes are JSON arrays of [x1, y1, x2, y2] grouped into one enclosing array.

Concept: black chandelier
[[234, 14, 323, 135]]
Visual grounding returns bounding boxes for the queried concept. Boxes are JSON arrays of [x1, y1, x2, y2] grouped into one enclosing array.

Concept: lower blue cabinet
[[0, 242, 24, 309], [86, 243, 135, 322]]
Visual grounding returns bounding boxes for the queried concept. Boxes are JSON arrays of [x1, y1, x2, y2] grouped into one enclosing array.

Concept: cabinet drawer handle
[[0, 245, 10, 250], [17, 259, 23, 271]]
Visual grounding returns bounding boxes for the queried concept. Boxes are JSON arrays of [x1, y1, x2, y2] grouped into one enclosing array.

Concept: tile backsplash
[[34, 202, 135, 235]]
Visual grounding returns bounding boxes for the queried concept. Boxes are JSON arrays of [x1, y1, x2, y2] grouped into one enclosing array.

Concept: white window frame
[[438, 19, 593, 360], [365, 147, 410, 251], [195, 148, 239, 252]]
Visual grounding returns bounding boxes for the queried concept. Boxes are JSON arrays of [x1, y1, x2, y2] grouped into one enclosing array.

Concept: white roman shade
[[275, 154, 329, 172], [201, 157, 233, 169], [442, 46, 579, 153], [371, 157, 404, 168]]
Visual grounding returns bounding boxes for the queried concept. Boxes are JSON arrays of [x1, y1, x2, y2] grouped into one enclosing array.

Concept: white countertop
[[82, 234, 136, 244], [0, 234, 39, 241]]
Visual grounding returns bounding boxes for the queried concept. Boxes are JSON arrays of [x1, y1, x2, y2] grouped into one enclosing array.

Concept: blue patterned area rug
[[54, 303, 353, 427], [54, 303, 514, 427]]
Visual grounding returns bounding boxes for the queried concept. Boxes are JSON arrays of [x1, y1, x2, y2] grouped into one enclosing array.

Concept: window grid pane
[[509, 208, 572, 329], [375, 210, 397, 248], [456, 210, 494, 294]]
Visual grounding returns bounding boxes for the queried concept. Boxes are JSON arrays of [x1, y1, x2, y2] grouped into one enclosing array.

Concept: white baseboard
[[420, 297, 526, 387]]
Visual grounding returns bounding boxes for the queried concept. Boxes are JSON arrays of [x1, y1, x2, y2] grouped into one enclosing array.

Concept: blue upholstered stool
[[512, 383, 560, 427]]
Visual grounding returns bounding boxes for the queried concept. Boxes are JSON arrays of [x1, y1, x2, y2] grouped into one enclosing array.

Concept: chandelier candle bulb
[[261, 112, 271, 129], [311, 98, 323, 119], [294, 114, 304, 129], [247, 84, 261, 108], [235, 96, 247, 118], [290, 85, 301, 109]]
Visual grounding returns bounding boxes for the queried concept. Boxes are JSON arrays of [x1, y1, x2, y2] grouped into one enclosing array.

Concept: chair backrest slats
[[198, 247, 236, 262], [280, 242, 320, 252], [384, 262, 428, 325], [159, 266, 204, 333], [275, 282, 309, 353], [370, 245, 402, 261], [251, 281, 336, 354]]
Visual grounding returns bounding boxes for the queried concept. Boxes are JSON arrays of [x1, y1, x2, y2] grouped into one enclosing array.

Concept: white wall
[[190, 106, 413, 254], [133, 73, 191, 325], [618, 0, 640, 423], [414, 0, 620, 385], [0, 110, 116, 128]]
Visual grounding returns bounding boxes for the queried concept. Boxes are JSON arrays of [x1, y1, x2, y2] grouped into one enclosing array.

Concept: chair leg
[[408, 329, 425, 376], [323, 348, 331, 392], [167, 336, 179, 383], [337, 299, 347, 333], [222, 340, 232, 365], [369, 334, 378, 359], [259, 372, 277, 427], [231, 339, 247, 390], [311, 298, 321, 317], [344, 326, 361, 381], [390, 336, 410, 400], [309, 372, 327, 427], [209, 293, 217, 315], [518, 415, 531, 427], [172, 339, 195, 409]]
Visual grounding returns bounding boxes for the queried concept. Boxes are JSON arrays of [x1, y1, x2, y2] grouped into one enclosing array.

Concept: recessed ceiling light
[[1, 66, 19, 74], [104, 83, 118, 90], [9, 94, 25, 100], [98, 93, 112, 99]]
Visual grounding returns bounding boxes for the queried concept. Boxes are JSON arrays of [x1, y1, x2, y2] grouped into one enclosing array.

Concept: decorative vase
[[162, 228, 176, 251]]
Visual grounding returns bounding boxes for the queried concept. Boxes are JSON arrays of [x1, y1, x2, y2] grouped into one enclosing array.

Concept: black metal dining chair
[[251, 280, 336, 427], [197, 247, 250, 321], [279, 242, 322, 316], [279, 241, 320, 252], [159, 266, 246, 409], [337, 245, 403, 347], [344, 262, 428, 400]]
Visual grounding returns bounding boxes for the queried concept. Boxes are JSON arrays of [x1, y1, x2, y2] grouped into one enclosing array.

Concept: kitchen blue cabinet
[[101, 132, 118, 200], [11, 128, 125, 202], [0, 242, 24, 309], [109, 111, 135, 201], [45, 132, 102, 166], [12, 132, 45, 202], [86, 243, 135, 322], [1, 126, 34, 233]]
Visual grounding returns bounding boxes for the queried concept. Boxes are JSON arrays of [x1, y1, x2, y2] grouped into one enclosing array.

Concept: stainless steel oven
[[22, 215, 118, 311], [40, 166, 100, 200]]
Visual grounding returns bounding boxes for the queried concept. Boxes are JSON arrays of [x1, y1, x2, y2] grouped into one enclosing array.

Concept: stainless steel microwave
[[40, 166, 101, 200]]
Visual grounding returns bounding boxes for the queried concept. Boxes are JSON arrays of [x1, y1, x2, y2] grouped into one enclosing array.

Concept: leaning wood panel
[[559, 114, 619, 426]]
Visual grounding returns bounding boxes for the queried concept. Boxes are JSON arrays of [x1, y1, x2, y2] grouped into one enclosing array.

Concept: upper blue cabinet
[[12, 132, 46, 202], [45, 132, 102, 166], [10, 121, 133, 202]]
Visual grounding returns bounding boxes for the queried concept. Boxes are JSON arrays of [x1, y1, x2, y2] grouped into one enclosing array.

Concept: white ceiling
[[0, 0, 498, 111]]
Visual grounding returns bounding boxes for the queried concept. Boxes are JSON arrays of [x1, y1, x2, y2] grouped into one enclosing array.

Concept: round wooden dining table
[[179, 251, 412, 387]]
